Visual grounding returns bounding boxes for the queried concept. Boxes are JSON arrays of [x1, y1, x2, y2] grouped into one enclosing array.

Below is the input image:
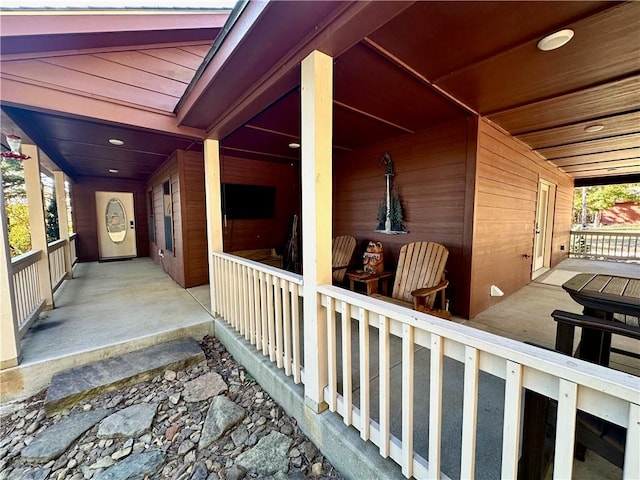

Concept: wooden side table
[[346, 270, 393, 296]]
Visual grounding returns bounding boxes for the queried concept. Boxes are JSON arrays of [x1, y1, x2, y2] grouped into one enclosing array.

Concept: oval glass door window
[[105, 198, 127, 244]]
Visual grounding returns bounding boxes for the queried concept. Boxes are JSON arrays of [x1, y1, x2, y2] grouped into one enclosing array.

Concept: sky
[[1, 0, 236, 8]]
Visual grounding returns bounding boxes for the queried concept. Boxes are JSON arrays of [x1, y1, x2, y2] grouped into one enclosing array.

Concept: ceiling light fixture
[[288, 142, 300, 149], [584, 124, 604, 133], [108, 168, 119, 174], [109, 138, 124, 146], [537, 29, 574, 51]]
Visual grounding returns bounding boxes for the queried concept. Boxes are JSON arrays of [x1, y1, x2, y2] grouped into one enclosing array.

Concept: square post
[[22, 144, 53, 308], [54, 170, 73, 279], [301, 50, 333, 412], [0, 169, 20, 368], [204, 138, 224, 315]]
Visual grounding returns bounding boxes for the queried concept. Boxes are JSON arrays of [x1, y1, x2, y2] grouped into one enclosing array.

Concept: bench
[[230, 248, 283, 268]]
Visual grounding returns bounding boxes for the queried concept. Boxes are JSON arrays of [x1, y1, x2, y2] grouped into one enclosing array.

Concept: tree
[[1, 158, 25, 200], [573, 183, 640, 226], [46, 196, 60, 243], [6, 200, 31, 256]]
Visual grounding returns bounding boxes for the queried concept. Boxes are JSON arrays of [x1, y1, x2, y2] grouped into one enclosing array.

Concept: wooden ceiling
[[0, 10, 226, 180], [201, 1, 640, 185], [1, 3, 639, 185]]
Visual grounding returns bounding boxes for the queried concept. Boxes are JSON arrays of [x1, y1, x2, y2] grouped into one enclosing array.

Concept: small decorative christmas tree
[[389, 187, 406, 232]]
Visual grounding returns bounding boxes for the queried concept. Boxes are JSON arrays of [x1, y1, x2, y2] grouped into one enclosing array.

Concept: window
[[163, 181, 173, 252], [148, 190, 155, 243]]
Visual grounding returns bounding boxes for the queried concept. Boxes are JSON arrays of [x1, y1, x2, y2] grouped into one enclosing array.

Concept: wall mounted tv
[[222, 183, 276, 220]]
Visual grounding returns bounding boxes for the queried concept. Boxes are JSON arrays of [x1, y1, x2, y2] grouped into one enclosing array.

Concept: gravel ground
[[0, 335, 344, 480]]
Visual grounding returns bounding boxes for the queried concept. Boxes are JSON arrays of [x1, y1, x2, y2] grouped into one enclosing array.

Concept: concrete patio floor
[[1, 256, 637, 479], [0, 258, 213, 404]]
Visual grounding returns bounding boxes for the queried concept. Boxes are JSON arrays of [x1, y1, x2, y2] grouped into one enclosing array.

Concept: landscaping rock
[[198, 396, 245, 449], [235, 431, 291, 476], [183, 372, 227, 403], [97, 403, 158, 439], [93, 449, 164, 480]]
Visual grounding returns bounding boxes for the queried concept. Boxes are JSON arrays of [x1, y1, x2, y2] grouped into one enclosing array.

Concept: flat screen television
[[222, 183, 276, 220]]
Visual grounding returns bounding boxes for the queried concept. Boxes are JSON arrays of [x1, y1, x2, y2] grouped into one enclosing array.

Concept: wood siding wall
[[333, 119, 473, 316], [471, 119, 573, 318], [71, 177, 149, 262], [221, 155, 300, 253]]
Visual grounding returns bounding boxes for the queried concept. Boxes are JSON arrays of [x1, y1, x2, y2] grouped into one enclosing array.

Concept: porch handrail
[[570, 230, 640, 261], [48, 238, 67, 292], [316, 284, 639, 479], [10, 249, 46, 336], [212, 252, 304, 383]]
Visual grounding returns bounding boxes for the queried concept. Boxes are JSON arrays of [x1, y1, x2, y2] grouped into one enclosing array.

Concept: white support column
[[301, 50, 333, 412], [204, 138, 224, 315], [54, 170, 73, 279], [22, 144, 53, 308], [0, 169, 20, 368]]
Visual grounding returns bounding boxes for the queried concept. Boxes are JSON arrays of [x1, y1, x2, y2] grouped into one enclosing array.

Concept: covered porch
[[2, 255, 637, 479]]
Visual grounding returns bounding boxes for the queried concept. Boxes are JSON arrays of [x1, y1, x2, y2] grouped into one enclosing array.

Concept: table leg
[[366, 279, 379, 295], [380, 278, 389, 296]]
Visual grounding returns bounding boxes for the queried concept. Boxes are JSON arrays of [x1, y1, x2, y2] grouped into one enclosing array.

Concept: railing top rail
[[47, 238, 67, 252], [11, 249, 43, 273], [571, 230, 640, 237], [213, 251, 304, 285], [70, 232, 77, 240], [317, 284, 639, 401]]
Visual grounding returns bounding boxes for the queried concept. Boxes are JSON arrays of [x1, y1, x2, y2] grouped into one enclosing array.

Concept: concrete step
[[44, 338, 205, 415]]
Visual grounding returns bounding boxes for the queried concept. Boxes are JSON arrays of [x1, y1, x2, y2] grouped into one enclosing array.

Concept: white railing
[[570, 230, 640, 261], [10, 250, 46, 336], [317, 285, 639, 480], [70, 232, 78, 265], [212, 252, 304, 383], [48, 239, 67, 292]]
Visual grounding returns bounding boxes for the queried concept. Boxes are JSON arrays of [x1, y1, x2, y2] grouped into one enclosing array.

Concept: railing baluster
[[250, 269, 259, 345], [266, 275, 275, 361], [282, 279, 291, 376], [401, 323, 415, 478], [326, 296, 337, 411], [502, 360, 524, 479], [274, 276, 283, 368], [359, 308, 370, 441], [379, 315, 390, 458], [260, 271, 267, 353], [242, 265, 249, 337], [341, 301, 352, 425], [624, 403, 640, 480], [429, 334, 443, 479], [553, 379, 578, 479], [460, 346, 479, 479], [291, 282, 301, 384]]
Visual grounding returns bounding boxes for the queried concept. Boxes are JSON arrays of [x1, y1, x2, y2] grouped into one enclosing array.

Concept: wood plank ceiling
[[0, 10, 226, 180], [215, 1, 640, 185]]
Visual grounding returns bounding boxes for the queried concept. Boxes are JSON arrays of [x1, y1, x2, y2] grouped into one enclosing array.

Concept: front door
[[533, 180, 554, 272], [96, 191, 137, 260]]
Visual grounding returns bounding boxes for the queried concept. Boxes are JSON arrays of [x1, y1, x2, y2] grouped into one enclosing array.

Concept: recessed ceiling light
[[108, 168, 119, 173], [537, 29, 574, 51], [288, 142, 300, 149], [584, 124, 604, 133], [109, 138, 124, 146]]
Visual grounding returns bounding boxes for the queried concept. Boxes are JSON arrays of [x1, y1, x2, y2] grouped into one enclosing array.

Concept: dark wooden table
[[519, 273, 640, 479], [560, 273, 640, 365], [346, 270, 393, 296]]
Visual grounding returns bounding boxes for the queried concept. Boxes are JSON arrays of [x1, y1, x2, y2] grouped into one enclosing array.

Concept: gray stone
[[6, 466, 51, 480], [21, 409, 110, 463], [231, 425, 248, 447], [183, 372, 228, 403], [110, 439, 133, 460], [93, 449, 164, 480], [44, 339, 204, 415], [178, 439, 195, 456], [235, 431, 291, 476], [301, 440, 318, 462], [97, 403, 158, 439], [225, 465, 246, 480], [189, 462, 209, 480], [198, 396, 245, 450]]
